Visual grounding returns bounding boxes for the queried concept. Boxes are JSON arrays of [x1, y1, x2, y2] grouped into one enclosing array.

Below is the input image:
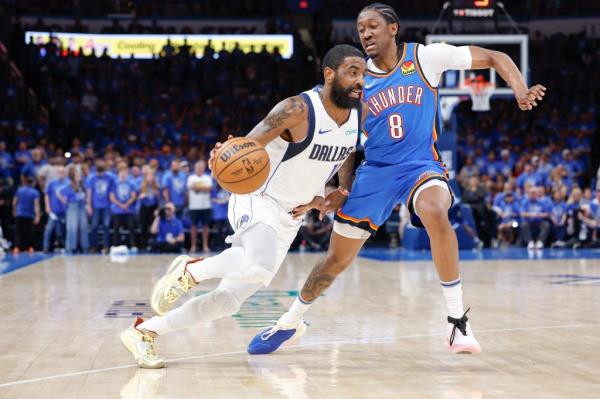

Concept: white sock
[[187, 247, 245, 281], [139, 316, 171, 336], [440, 278, 464, 319], [279, 295, 312, 327]]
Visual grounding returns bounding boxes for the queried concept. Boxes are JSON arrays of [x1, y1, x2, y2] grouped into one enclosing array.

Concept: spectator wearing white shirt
[[187, 160, 213, 253]]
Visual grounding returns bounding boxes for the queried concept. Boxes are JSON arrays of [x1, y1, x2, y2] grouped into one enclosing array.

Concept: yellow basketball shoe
[[120, 317, 165, 369], [150, 255, 203, 316]]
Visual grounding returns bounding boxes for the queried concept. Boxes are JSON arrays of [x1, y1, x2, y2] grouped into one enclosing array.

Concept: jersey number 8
[[388, 113, 404, 139]]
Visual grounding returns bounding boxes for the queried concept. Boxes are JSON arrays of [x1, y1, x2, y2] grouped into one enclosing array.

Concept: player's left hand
[[322, 187, 349, 217], [208, 134, 234, 175], [291, 196, 326, 220], [516, 84, 546, 111]]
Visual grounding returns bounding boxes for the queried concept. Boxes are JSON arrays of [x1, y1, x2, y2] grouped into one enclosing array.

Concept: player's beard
[[331, 79, 361, 109]]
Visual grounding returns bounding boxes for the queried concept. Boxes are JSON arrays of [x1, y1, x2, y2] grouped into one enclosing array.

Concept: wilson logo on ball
[[219, 141, 257, 162]]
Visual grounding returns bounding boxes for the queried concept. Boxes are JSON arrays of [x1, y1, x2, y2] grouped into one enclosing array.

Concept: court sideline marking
[[0, 322, 599, 389]]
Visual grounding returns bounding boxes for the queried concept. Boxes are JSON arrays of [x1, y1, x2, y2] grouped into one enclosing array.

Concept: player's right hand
[[208, 134, 234, 175], [516, 84, 546, 111]]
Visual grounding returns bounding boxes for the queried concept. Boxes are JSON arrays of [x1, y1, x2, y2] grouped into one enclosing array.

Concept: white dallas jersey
[[256, 86, 360, 211]]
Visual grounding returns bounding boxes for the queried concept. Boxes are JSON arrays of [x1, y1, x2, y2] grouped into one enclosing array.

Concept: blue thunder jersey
[[335, 43, 451, 234], [362, 42, 444, 167]]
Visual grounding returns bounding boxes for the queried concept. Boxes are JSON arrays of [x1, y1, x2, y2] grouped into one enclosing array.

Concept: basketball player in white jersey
[[120, 44, 367, 368]]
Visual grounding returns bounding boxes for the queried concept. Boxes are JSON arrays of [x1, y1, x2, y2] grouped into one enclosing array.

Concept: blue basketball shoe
[[247, 318, 307, 355]]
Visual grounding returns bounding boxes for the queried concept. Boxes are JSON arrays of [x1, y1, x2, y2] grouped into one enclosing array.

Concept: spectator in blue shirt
[[162, 160, 187, 217], [536, 154, 553, 182], [561, 149, 583, 181], [110, 163, 137, 248], [496, 149, 514, 178], [516, 164, 543, 191], [484, 151, 499, 177], [14, 141, 32, 171], [131, 165, 143, 191], [57, 166, 89, 254], [138, 168, 161, 251], [495, 191, 520, 246], [550, 189, 568, 247], [87, 159, 114, 253], [150, 202, 184, 253], [520, 187, 551, 249], [43, 166, 68, 253], [21, 148, 46, 179], [457, 156, 479, 188], [12, 176, 41, 253]]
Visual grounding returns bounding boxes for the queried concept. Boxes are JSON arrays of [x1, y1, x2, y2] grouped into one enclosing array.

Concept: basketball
[[213, 137, 270, 194]]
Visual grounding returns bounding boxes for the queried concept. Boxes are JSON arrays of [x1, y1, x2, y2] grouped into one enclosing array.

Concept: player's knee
[[416, 198, 449, 225], [213, 289, 242, 316], [246, 249, 277, 273]]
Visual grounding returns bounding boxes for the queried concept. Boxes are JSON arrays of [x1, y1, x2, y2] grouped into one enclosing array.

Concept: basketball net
[[463, 76, 495, 112]]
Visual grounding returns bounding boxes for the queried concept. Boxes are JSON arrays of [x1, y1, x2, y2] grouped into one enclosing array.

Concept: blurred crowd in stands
[[0, 11, 598, 254]]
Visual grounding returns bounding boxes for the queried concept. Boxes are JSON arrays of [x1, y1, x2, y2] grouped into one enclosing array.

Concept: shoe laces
[[260, 322, 281, 341], [448, 307, 470, 346], [140, 333, 159, 359], [164, 273, 194, 302]]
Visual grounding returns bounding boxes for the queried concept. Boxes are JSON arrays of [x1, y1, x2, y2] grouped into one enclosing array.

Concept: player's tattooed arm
[[337, 152, 355, 192], [247, 95, 307, 147]]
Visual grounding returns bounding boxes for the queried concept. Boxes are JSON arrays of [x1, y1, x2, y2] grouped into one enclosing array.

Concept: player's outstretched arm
[[469, 46, 546, 111]]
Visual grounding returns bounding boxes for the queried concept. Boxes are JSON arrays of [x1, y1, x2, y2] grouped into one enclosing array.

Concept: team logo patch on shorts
[[236, 215, 250, 229], [417, 171, 439, 182]]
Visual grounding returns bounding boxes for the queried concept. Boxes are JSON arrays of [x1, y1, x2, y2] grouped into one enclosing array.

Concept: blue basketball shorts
[[334, 160, 452, 235]]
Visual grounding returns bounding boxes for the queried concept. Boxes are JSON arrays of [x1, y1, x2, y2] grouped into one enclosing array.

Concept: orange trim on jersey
[[362, 126, 369, 138], [406, 173, 448, 209], [336, 209, 379, 231], [366, 43, 407, 78], [431, 93, 440, 160], [431, 144, 439, 161], [413, 43, 436, 91]]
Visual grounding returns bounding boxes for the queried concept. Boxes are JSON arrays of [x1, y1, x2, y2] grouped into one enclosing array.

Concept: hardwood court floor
[[1, 252, 599, 398]]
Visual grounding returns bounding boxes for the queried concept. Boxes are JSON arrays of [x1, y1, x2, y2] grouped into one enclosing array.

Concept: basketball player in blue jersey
[[249, 3, 546, 355], [119, 45, 367, 368]]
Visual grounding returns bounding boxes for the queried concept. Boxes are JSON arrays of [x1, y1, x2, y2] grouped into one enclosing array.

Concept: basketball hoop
[[463, 77, 495, 112]]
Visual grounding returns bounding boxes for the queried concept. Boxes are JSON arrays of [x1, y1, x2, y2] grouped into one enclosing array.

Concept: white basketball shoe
[[150, 255, 202, 316], [120, 317, 165, 368], [446, 308, 482, 354]]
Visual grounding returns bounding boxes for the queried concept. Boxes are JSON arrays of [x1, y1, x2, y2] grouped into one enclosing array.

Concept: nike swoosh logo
[[318, 129, 332, 135], [365, 83, 375, 89]]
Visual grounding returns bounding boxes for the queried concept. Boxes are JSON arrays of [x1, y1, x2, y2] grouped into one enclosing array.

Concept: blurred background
[[0, 0, 598, 255]]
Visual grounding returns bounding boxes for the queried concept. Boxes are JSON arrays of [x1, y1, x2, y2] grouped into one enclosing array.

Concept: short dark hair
[[359, 3, 401, 45], [322, 44, 364, 73]]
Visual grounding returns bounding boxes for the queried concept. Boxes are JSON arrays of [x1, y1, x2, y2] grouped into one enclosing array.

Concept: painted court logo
[[401, 61, 416, 75]]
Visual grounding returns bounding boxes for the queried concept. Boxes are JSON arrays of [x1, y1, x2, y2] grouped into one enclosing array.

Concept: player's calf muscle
[[300, 252, 352, 301], [300, 265, 337, 302]]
